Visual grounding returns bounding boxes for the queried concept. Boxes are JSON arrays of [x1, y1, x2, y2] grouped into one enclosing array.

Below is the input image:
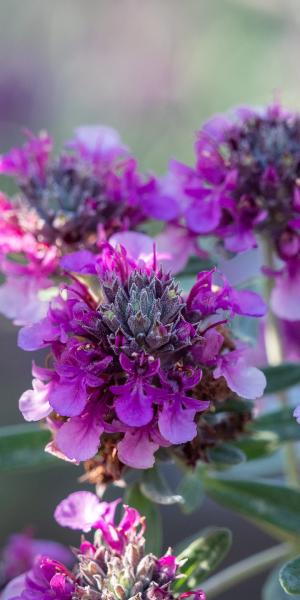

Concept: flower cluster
[[18, 244, 266, 470], [2, 491, 206, 600], [0, 127, 184, 325], [165, 103, 300, 320], [0, 532, 71, 590]]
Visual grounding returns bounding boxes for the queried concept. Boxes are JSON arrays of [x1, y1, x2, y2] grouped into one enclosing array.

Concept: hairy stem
[[202, 543, 290, 598], [263, 241, 300, 487]]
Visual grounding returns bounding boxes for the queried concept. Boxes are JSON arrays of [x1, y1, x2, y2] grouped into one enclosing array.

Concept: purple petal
[[271, 263, 300, 321], [155, 225, 195, 274], [56, 413, 103, 461], [54, 491, 104, 533], [49, 378, 88, 417], [60, 250, 97, 275], [32, 540, 72, 566], [0, 276, 49, 326], [18, 318, 58, 351], [109, 231, 154, 262], [229, 288, 267, 317], [214, 351, 266, 399], [158, 401, 197, 444], [293, 405, 300, 423], [2, 573, 26, 600], [142, 192, 181, 221], [117, 429, 159, 469], [73, 125, 126, 157], [19, 379, 52, 421], [114, 380, 154, 427], [186, 196, 221, 234]]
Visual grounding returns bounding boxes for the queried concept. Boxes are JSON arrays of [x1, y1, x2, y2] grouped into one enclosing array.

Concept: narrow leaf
[[207, 442, 246, 466], [262, 364, 300, 394], [174, 527, 232, 590], [205, 476, 300, 538], [254, 408, 300, 443], [0, 424, 56, 471], [125, 483, 162, 555]]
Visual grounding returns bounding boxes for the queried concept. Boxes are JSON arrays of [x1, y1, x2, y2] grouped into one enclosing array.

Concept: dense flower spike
[[166, 103, 300, 320], [18, 244, 266, 469], [3, 492, 206, 600], [0, 128, 185, 325]]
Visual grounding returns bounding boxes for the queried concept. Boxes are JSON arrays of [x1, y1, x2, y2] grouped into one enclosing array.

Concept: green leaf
[[207, 442, 246, 466], [234, 432, 278, 461], [177, 468, 205, 514], [124, 483, 162, 555], [0, 424, 56, 471], [205, 476, 300, 538], [254, 408, 300, 443], [264, 567, 300, 599], [280, 556, 300, 595], [174, 527, 232, 590], [140, 466, 183, 505], [262, 364, 300, 394]]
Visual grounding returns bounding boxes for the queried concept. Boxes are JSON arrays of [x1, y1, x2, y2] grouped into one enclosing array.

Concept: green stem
[[263, 242, 300, 488], [202, 543, 290, 599]]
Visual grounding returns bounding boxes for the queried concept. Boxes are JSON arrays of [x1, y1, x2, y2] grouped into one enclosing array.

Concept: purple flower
[[0, 532, 71, 587], [167, 102, 300, 319], [213, 348, 266, 400], [18, 245, 265, 468], [0, 129, 182, 328], [3, 493, 205, 600]]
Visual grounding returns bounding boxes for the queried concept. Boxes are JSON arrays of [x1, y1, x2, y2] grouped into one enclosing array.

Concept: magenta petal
[[117, 429, 159, 469], [229, 288, 267, 317], [271, 264, 300, 321], [54, 491, 104, 533], [155, 225, 195, 274], [18, 318, 57, 351], [19, 379, 52, 421], [2, 573, 26, 600], [158, 402, 197, 444], [214, 352, 266, 400], [60, 250, 97, 275], [56, 413, 103, 461], [114, 381, 154, 427], [32, 540, 72, 566], [186, 196, 221, 234], [0, 276, 49, 326], [109, 231, 154, 262], [49, 379, 87, 417]]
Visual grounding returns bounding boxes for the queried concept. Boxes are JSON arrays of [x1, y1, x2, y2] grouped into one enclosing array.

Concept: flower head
[[167, 103, 300, 319], [3, 492, 206, 600], [18, 244, 266, 470]]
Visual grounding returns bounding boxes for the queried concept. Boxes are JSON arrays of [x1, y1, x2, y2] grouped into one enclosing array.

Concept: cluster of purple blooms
[[17, 243, 266, 469], [0, 127, 194, 326], [2, 491, 206, 600], [164, 102, 300, 321]]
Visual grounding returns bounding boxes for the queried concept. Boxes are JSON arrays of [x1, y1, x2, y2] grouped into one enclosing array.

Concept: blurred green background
[[0, 1, 298, 597]]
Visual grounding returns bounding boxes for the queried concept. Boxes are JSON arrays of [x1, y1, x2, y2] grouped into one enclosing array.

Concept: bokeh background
[[1, 1, 299, 597]]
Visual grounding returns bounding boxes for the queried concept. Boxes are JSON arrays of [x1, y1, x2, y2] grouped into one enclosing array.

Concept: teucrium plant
[[2, 105, 300, 598]]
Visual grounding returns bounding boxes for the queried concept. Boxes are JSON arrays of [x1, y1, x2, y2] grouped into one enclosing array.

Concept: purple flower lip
[[17, 244, 266, 469]]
